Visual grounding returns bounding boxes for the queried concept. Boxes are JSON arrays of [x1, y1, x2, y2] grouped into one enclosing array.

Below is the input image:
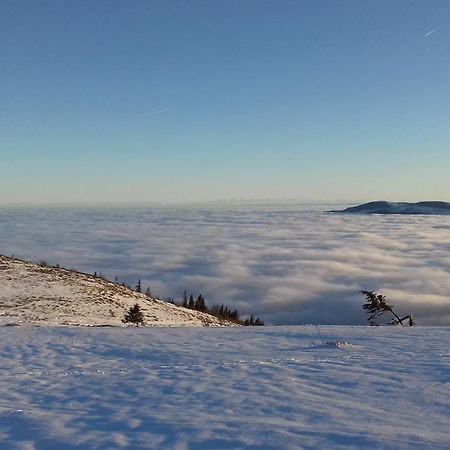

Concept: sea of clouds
[[1, 204, 449, 325]]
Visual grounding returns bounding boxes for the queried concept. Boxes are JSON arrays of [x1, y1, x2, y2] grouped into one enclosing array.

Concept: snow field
[[0, 326, 449, 449]]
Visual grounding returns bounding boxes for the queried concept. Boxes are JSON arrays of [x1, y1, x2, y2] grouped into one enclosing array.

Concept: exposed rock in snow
[[331, 200, 450, 215], [0, 255, 231, 327]]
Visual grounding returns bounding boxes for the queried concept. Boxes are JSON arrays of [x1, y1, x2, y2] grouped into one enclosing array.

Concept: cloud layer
[[1, 205, 449, 325]]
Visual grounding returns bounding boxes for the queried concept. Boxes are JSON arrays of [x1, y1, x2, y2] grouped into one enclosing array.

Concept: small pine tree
[[182, 290, 188, 308], [188, 294, 195, 309], [361, 290, 413, 326], [195, 295, 207, 312], [243, 314, 264, 326], [135, 279, 142, 293], [122, 303, 145, 326]]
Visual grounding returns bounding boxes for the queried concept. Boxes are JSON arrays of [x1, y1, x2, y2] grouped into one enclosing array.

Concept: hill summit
[[0, 255, 230, 327], [331, 201, 450, 215]]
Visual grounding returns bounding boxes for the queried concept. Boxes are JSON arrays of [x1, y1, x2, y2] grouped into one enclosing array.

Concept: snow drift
[[0, 326, 449, 449]]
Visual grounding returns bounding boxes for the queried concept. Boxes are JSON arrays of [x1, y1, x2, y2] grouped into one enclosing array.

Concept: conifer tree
[[195, 295, 206, 312], [182, 290, 188, 308], [188, 294, 195, 309], [135, 279, 142, 293], [122, 303, 145, 326], [361, 291, 413, 326]]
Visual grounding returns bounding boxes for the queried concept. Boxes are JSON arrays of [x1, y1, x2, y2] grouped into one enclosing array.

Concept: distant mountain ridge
[[0, 255, 231, 327], [331, 201, 450, 215]]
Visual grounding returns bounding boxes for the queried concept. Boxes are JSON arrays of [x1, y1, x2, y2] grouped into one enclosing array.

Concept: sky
[[1, 0, 450, 204]]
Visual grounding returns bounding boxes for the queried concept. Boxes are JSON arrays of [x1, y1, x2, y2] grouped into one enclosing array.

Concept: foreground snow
[[0, 326, 449, 449]]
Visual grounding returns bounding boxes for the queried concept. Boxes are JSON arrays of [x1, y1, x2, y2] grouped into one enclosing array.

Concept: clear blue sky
[[1, 0, 449, 204]]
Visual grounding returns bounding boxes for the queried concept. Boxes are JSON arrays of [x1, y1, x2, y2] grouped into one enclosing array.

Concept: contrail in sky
[[135, 108, 174, 118], [424, 27, 438, 37]]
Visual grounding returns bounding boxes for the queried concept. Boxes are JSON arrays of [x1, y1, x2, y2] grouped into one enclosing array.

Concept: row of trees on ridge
[[177, 290, 264, 326], [121, 279, 264, 326]]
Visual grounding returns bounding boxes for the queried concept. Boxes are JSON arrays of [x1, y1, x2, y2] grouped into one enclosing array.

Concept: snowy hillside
[[0, 255, 229, 327], [332, 201, 450, 215], [0, 326, 449, 449]]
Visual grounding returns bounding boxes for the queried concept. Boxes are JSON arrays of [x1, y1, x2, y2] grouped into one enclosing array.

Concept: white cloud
[[1, 205, 449, 325]]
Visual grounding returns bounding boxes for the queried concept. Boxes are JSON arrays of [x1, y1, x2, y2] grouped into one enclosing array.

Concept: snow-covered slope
[[0, 255, 229, 327], [0, 326, 448, 449], [331, 201, 450, 215]]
